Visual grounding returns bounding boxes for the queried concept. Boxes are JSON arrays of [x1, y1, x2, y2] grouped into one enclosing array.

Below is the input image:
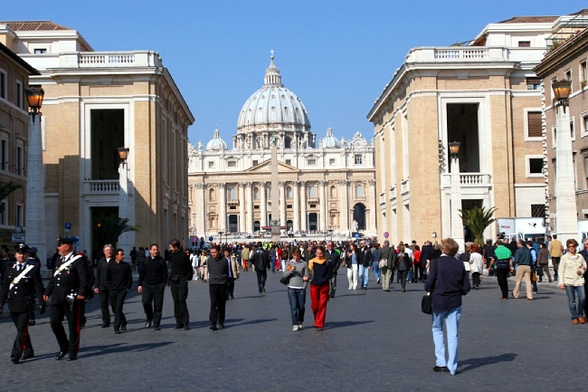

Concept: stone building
[[188, 55, 376, 240], [0, 40, 38, 249], [368, 15, 560, 245], [0, 21, 194, 258], [534, 10, 588, 239]]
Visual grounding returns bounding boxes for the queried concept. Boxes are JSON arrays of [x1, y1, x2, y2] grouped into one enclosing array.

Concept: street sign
[[65, 222, 72, 233], [209, 236, 213, 241]]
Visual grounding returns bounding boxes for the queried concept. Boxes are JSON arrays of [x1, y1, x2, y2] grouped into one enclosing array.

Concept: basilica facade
[[188, 56, 376, 239]]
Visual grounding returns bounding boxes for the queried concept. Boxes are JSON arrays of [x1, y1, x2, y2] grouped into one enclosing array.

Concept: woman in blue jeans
[[283, 249, 309, 332], [424, 238, 471, 376]]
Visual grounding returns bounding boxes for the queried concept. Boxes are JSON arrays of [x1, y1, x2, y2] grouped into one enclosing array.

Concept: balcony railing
[[84, 180, 119, 194], [441, 173, 492, 188]]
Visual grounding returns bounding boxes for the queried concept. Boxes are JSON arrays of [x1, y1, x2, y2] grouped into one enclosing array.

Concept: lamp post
[[25, 87, 46, 273], [117, 147, 131, 254], [449, 141, 464, 249], [552, 79, 578, 239]]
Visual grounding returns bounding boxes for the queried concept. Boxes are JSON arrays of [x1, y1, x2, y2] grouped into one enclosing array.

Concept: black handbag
[[280, 275, 291, 285], [421, 292, 432, 314]]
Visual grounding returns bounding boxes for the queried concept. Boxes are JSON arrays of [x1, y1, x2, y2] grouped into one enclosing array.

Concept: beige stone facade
[[188, 57, 376, 241], [368, 17, 558, 246], [534, 11, 588, 237], [0, 41, 37, 248], [1, 22, 194, 259]]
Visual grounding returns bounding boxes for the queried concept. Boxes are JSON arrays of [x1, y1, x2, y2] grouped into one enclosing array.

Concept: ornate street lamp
[[118, 147, 130, 164], [552, 79, 577, 239], [449, 141, 460, 159], [25, 86, 47, 274]]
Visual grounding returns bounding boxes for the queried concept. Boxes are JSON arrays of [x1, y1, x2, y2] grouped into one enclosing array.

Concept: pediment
[[244, 160, 300, 173]]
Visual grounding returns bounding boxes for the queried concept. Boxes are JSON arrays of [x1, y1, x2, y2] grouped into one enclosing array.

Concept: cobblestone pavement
[[1, 269, 587, 392]]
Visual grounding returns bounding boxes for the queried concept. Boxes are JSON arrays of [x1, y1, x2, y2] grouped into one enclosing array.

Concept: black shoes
[[67, 355, 77, 361], [11, 356, 19, 364], [184, 324, 190, 330], [55, 351, 67, 360], [175, 324, 183, 330], [219, 324, 225, 329], [433, 366, 448, 372], [21, 354, 34, 360], [101, 323, 110, 328], [121, 324, 127, 331], [114, 329, 121, 334], [145, 321, 152, 328], [154, 325, 161, 331], [210, 324, 218, 331]]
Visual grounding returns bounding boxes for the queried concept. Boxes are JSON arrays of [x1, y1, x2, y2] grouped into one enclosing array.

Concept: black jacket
[[357, 246, 372, 267], [326, 249, 341, 271], [95, 257, 113, 289], [251, 248, 270, 271], [45, 252, 89, 303], [0, 262, 45, 313], [107, 261, 133, 292], [138, 256, 168, 286], [169, 250, 193, 280]]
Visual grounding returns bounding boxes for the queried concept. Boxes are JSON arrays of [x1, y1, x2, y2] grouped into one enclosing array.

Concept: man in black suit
[[326, 241, 341, 298], [168, 239, 193, 330], [138, 244, 167, 330], [107, 248, 133, 334], [94, 244, 114, 328], [43, 237, 88, 361], [0, 243, 45, 364]]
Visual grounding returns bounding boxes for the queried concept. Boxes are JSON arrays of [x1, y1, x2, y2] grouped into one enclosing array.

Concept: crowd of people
[[1, 233, 586, 375]]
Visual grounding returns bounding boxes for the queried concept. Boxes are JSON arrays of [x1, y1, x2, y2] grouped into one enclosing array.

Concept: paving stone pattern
[[0, 270, 587, 391]]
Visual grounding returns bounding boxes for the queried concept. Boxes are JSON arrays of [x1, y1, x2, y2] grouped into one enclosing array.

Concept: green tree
[[0, 181, 22, 214], [94, 214, 137, 247], [459, 206, 497, 245]]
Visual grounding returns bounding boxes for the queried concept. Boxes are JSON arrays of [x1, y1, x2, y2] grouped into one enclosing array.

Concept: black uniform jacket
[[94, 257, 112, 289], [45, 252, 89, 303], [0, 262, 45, 313]]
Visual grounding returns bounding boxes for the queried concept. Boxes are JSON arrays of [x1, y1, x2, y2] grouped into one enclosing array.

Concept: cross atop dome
[[264, 50, 282, 87]]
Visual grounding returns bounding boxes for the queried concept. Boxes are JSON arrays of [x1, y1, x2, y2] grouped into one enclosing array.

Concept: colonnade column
[[300, 181, 307, 232], [340, 180, 350, 234], [196, 183, 206, 234], [245, 182, 253, 233], [219, 183, 227, 231], [279, 181, 286, 230], [239, 183, 246, 232], [368, 179, 377, 232], [260, 182, 267, 228], [319, 180, 327, 232], [293, 181, 300, 232]]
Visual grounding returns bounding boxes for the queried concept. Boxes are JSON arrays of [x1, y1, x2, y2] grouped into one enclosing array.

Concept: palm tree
[[459, 206, 497, 245], [94, 214, 137, 247], [0, 181, 22, 214]]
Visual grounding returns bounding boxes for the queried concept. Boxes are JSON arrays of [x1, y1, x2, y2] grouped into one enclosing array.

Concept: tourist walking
[[308, 246, 333, 331], [559, 239, 587, 324], [283, 249, 309, 331], [424, 238, 471, 376]]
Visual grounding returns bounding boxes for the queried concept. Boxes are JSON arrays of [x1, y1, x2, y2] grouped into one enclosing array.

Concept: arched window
[[330, 185, 337, 199], [253, 187, 260, 200], [209, 188, 216, 202], [355, 184, 364, 198], [309, 185, 317, 198], [286, 186, 293, 199]]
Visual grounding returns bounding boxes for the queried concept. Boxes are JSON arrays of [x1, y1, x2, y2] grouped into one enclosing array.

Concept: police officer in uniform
[[26, 246, 41, 326], [0, 244, 45, 364], [43, 237, 88, 361]]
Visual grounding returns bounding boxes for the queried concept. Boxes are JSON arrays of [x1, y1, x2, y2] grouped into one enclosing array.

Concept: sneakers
[[298, 323, 303, 330], [293, 325, 300, 332], [579, 317, 586, 324]]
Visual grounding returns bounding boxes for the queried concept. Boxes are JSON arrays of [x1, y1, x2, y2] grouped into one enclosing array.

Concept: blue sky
[[2, 1, 582, 146]]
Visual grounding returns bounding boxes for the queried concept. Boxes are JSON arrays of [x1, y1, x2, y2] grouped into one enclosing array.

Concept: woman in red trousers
[[308, 246, 333, 331]]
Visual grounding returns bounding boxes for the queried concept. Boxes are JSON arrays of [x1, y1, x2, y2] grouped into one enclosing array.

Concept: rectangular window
[[585, 156, 588, 188], [531, 204, 545, 218], [0, 70, 6, 99], [518, 41, 531, 47], [16, 145, 23, 175], [252, 160, 258, 166], [285, 159, 291, 165], [208, 161, 214, 169], [583, 115, 588, 136], [307, 158, 316, 166], [329, 158, 335, 166], [16, 204, 23, 226], [526, 77, 541, 90], [571, 119, 575, 140], [1, 139, 7, 171], [16, 81, 23, 109], [354, 154, 363, 165], [33, 48, 47, 54], [527, 156, 543, 177], [526, 111, 542, 138], [227, 160, 236, 168], [0, 201, 7, 225], [581, 60, 587, 86]]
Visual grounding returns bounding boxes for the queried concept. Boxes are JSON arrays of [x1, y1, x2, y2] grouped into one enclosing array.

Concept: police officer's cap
[[57, 236, 75, 246], [16, 243, 30, 254]]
